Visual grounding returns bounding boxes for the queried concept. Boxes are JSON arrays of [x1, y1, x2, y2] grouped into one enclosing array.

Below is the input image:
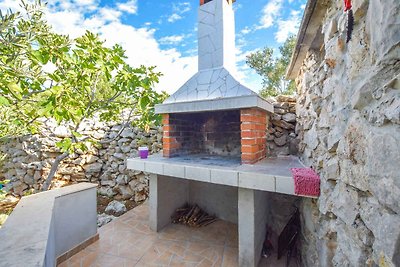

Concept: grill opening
[[168, 110, 241, 158]]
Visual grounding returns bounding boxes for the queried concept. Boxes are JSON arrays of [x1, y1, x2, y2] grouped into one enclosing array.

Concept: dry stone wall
[[0, 119, 163, 202], [0, 97, 298, 200], [296, 0, 400, 266], [266, 95, 299, 157]]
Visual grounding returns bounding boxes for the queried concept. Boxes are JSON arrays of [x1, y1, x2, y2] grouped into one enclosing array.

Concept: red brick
[[163, 142, 179, 150], [163, 137, 177, 144], [163, 125, 174, 132], [240, 108, 266, 116], [241, 138, 258, 145], [242, 131, 266, 139], [240, 115, 266, 124], [242, 145, 260, 154], [241, 153, 257, 161], [241, 131, 257, 138], [240, 123, 266, 131], [162, 114, 169, 124]]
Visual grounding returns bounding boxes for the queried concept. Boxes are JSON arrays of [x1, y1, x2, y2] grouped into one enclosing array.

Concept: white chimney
[[155, 0, 273, 115], [198, 0, 236, 72]]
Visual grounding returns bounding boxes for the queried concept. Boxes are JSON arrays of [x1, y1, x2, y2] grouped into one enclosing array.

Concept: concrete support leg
[[238, 188, 268, 267], [149, 174, 189, 231]]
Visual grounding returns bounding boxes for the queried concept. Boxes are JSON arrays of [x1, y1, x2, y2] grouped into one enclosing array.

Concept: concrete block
[[238, 188, 256, 267], [189, 181, 238, 223], [126, 159, 145, 172], [185, 166, 211, 183], [238, 172, 275, 191], [211, 168, 238, 186], [144, 161, 163, 175], [149, 175, 189, 231], [275, 175, 295, 195], [163, 163, 185, 178], [0, 183, 97, 267], [238, 188, 268, 267]]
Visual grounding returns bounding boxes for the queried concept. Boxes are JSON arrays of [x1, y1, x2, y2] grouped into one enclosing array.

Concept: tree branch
[[41, 152, 69, 191]]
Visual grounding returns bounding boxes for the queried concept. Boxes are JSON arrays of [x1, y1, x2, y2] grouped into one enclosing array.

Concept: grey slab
[[144, 161, 163, 175], [163, 163, 185, 177], [126, 159, 145, 172], [185, 166, 211, 182], [275, 175, 296, 195], [238, 172, 275, 191], [127, 154, 315, 198], [210, 168, 238, 186], [155, 95, 274, 114]]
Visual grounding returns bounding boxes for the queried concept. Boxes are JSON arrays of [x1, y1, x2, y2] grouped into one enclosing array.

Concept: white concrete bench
[[0, 183, 98, 267]]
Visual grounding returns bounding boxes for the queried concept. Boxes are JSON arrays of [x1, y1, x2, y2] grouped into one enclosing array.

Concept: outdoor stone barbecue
[[127, 0, 314, 266]]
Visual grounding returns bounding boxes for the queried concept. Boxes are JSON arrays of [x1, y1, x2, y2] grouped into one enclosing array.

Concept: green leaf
[[7, 83, 22, 100], [0, 96, 10, 106], [139, 95, 150, 110], [71, 130, 83, 138], [56, 138, 72, 153]]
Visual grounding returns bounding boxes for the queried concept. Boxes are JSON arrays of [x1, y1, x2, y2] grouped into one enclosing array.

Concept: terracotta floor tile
[[137, 239, 190, 266], [81, 253, 138, 267], [187, 220, 230, 246], [221, 246, 238, 267], [61, 203, 246, 267], [57, 261, 68, 267], [225, 223, 238, 248]]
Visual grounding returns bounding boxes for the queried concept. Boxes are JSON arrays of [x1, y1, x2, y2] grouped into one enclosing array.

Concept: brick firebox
[[162, 108, 268, 164]]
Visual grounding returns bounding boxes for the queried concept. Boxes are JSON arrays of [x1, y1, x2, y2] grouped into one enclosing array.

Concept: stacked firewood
[[171, 204, 217, 227]]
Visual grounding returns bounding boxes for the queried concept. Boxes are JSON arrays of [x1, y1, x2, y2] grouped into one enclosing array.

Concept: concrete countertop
[[127, 154, 315, 198], [0, 183, 98, 267]]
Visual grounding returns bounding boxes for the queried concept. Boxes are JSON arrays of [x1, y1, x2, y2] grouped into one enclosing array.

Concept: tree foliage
[[0, 1, 168, 190], [246, 35, 296, 98]]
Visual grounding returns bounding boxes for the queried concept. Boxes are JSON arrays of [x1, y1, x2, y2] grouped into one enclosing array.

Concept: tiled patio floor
[[58, 203, 293, 267]]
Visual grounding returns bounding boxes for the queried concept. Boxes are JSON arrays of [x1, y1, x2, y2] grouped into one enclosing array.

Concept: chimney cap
[[200, 0, 236, 6]]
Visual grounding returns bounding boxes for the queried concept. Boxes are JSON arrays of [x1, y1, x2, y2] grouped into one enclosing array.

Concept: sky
[[0, 0, 306, 94]]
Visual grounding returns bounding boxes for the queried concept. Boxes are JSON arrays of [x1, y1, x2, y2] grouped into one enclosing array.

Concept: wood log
[[171, 204, 217, 227], [188, 206, 201, 221], [184, 205, 197, 222]]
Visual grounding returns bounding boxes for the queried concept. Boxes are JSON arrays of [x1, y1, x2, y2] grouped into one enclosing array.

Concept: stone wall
[[0, 95, 297, 200], [267, 95, 298, 157], [0, 119, 163, 202], [296, 0, 400, 266]]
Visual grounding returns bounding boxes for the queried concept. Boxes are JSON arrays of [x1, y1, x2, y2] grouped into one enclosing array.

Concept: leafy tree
[[246, 35, 296, 97], [0, 1, 167, 190]]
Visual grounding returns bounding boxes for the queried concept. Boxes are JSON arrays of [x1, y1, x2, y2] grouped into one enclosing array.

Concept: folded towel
[[290, 168, 320, 197]]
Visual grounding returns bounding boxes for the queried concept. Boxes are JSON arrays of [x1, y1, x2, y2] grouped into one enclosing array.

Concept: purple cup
[[138, 147, 149, 159]]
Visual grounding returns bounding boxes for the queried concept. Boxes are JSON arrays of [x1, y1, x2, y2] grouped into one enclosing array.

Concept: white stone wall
[[0, 119, 163, 202], [296, 0, 400, 266]]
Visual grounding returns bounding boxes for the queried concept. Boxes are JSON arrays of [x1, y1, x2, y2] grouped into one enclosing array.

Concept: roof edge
[[286, 0, 330, 79]]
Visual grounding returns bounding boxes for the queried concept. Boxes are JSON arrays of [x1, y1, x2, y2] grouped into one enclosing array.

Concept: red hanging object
[[344, 0, 352, 11], [344, 0, 354, 43]]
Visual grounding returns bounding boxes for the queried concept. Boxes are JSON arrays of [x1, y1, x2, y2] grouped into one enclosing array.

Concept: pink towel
[[291, 168, 320, 197]]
